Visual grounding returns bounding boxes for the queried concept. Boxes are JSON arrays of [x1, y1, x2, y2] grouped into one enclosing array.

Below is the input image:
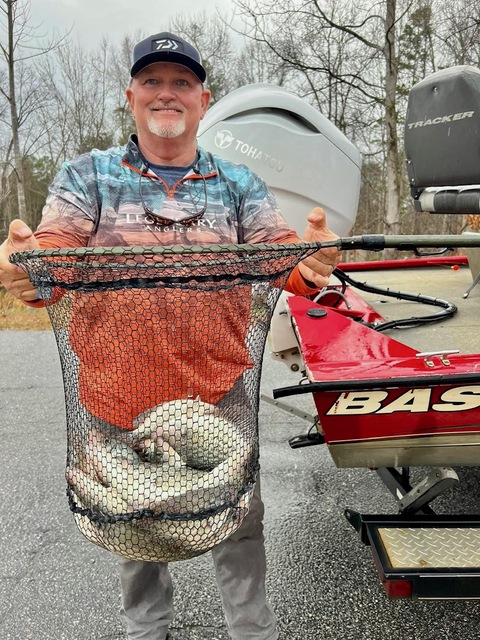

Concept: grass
[[0, 288, 51, 330]]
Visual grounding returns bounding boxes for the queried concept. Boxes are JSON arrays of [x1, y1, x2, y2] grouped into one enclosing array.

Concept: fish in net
[[10, 243, 317, 562]]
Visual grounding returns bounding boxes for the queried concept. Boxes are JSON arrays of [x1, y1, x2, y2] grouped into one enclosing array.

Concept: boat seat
[[404, 65, 480, 295]]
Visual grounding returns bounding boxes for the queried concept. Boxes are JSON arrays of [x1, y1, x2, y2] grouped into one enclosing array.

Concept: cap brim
[[130, 52, 206, 82]]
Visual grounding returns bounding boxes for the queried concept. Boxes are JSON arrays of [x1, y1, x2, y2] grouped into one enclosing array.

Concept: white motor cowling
[[199, 84, 362, 371], [198, 83, 362, 237]]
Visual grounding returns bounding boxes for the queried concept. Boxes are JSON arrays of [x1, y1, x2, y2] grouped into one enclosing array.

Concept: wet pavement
[[1, 263, 480, 639]]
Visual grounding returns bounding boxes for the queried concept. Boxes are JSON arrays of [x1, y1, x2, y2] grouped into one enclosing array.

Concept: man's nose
[[155, 84, 177, 100]]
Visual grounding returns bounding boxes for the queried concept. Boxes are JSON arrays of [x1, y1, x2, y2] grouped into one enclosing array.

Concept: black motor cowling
[[405, 66, 480, 213]]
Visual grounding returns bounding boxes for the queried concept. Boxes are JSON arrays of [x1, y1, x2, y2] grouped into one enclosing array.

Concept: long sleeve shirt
[[32, 136, 317, 428]]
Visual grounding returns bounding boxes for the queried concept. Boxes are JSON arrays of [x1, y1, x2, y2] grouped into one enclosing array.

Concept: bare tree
[[37, 39, 117, 165], [109, 33, 140, 144], [232, 38, 290, 87], [232, 0, 411, 238], [383, 0, 401, 236], [434, 0, 480, 67], [0, 0, 67, 221], [170, 12, 238, 103]]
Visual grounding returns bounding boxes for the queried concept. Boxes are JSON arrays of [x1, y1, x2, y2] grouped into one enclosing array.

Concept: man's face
[[126, 62, 210, 144]]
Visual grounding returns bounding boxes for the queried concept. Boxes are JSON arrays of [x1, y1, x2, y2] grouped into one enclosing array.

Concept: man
[[0, 32, 340, 640]]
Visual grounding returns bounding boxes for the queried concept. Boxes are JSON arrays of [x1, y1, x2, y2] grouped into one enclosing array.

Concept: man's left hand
[[297, 207, 341, 289]]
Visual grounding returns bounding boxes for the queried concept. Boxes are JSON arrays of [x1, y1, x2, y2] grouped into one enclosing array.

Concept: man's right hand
[[0, 219, 40, 302]]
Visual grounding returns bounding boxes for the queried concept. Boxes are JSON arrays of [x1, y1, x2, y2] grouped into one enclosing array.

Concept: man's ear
[[200, 88, 211, 118], [125, 85, 135, 112]]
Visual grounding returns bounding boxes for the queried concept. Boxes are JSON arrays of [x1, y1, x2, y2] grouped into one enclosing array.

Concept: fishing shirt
[[34, 136, 317, 429]]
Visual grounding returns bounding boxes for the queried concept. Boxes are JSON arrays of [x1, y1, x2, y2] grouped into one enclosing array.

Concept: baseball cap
[[130, 32, 207, 82]]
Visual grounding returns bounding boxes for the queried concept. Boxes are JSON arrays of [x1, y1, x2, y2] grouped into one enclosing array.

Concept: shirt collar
[[122, 134, 214, 175]]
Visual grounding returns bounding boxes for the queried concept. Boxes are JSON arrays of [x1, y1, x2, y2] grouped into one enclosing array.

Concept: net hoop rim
[[9, 242, 321, 263]]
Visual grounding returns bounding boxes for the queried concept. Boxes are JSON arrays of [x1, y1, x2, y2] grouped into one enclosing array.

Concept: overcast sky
[[29, 0, 236, 49]]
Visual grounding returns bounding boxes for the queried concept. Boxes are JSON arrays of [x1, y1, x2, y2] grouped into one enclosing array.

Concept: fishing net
[[11, 243, 316, 562]]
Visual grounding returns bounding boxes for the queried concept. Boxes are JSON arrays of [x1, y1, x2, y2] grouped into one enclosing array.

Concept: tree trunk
[[384, 0, 400, 238], [6, 0, 27, 221]]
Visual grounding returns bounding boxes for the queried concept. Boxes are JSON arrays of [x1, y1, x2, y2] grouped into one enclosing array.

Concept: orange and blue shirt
[[34, 136, 317, 428]]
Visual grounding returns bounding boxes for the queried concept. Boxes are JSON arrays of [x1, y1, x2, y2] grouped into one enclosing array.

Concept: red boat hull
[[286, 294, 480, 468]]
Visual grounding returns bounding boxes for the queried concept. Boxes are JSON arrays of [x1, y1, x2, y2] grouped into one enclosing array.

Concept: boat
[[200, 66, 480, 599]]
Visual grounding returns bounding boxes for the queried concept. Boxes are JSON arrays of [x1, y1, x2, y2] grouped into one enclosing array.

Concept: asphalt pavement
[[1, 263, 480, 640]]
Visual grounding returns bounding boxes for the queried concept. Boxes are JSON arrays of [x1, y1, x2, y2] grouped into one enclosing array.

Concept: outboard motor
[[198, 83, 362, 236], [405, 65, 480, 214], [198, 84, 362, 369]]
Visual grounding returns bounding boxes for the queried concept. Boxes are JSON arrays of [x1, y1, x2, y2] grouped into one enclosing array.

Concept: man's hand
[[0, 219, 40, 302], [297, 207, 341, 289]]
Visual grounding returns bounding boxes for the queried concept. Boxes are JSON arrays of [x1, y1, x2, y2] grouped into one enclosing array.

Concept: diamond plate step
[[379, 527, 480, 569], [346, 510, 480, 599]]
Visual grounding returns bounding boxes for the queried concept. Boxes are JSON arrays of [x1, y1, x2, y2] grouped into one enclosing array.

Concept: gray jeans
[[118, 480, 278, 640]]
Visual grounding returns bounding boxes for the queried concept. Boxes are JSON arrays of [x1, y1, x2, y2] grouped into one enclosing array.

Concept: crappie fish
[[67, 466, 131, 516], [70, 428, 164, 512], [128, 397, 248, 469], [66, 399, 256, 561], [70, 425, 252, 515], [72, 487, 253, 562]]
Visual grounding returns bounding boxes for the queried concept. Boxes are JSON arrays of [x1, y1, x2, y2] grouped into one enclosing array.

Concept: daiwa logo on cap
[[131, 31, 206, 82], [153, 38, 179, 52]]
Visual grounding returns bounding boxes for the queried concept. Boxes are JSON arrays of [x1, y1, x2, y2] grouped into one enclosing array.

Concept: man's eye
[[145, 78, 158, 85], [175, 79, 188, 86]]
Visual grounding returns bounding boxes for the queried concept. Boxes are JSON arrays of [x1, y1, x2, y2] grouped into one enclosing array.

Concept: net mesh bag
[[11, 243, 316, 562]]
